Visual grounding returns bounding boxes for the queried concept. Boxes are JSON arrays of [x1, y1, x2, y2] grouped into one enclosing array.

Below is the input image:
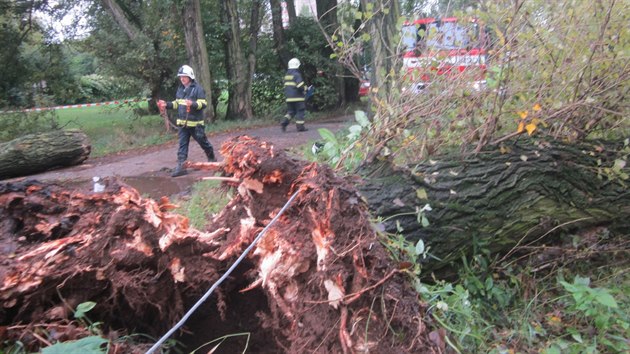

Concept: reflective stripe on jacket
[[284, 69, 305, 102], [166, 81, 207, 126]]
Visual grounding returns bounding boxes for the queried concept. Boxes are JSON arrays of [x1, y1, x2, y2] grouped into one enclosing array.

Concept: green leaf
[[347, 125, 362, 140], [594, 291, 618, 308], [354, 110, 370, 127], [612, 158, 626, 172], [74, 301, 97, 319], [318, 128, 338, 144], [567, 328, 583, 343], [421, 215, 430, 227], [414, 239, 425, 255], [42, 336, 108, 354], [416, 188, 428, 200]]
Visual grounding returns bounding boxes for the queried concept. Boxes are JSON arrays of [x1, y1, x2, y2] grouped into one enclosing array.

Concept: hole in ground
[[176, 265, 282, 354]]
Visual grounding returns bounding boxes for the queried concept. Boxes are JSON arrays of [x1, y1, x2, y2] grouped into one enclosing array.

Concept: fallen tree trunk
[[357, 139, 630, 271], [0, 129, 91, 180], [0, 136, 433, 353]]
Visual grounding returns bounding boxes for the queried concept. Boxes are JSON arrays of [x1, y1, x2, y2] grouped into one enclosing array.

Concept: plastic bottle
[[93, 176, 105, 193]]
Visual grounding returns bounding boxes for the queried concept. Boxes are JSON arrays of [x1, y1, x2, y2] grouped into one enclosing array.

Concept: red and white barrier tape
[[0, 98, 148, 114]]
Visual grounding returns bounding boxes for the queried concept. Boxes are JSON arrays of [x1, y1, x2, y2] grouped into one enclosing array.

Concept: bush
[[251, 74, 285, 117]]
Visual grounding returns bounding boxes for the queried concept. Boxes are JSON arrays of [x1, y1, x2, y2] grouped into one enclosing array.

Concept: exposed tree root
[[1, 135, 435, 353]]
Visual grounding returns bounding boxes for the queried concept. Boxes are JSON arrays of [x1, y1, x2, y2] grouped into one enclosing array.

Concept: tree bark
[[357, 139, 630, 271], [182, 0, 215, 122], [246, 0, 263, 105], [285, 0, 297, 26], [100, 0, 140, 40], [221, 0, 254, 120], [0, 130, 91, 180], [360, 0, 400, 95], [270, 0, 290, 68], [316, 0, 345, 107]]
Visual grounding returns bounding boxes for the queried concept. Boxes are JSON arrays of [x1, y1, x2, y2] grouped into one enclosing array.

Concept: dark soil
[[0, 135, 437, 353]]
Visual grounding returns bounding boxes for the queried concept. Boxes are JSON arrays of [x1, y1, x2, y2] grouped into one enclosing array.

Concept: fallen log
[[0, 129, 91, 180], [0, 136, 434, 353], [357, 139, 630, 271]]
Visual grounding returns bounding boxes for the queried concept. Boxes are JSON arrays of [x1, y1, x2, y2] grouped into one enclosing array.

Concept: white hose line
[[146, 190, 301, 354]]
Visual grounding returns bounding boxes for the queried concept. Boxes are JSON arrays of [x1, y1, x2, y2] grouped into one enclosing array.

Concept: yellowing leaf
[[532, 118, 540, 125], [526, 123, 537, 135], [517, 121, 525, 133], [533, 103, 542, 111], [519, 111, 528, 119]]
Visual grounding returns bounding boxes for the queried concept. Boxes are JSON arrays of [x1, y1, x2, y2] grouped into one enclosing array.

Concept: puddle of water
[[122, 176, 192, 199]]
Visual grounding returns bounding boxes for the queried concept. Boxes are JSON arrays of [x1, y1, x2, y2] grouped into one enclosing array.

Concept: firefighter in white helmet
[[281, 58, 308, 132], [158, 65, 216, 177]]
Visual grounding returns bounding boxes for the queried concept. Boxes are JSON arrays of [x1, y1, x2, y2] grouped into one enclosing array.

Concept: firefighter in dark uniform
[[158, 65, 216, 177], [281, 58, 308, 132]]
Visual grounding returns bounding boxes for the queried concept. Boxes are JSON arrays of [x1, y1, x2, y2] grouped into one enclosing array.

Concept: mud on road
[[16, 116, 353, 198]]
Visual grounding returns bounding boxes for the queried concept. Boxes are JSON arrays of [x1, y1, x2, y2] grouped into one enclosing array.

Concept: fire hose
[[145, 189, 302, 354]]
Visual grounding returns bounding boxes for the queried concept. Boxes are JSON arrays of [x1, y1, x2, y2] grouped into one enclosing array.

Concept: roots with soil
[[1, 135, 434, 353]]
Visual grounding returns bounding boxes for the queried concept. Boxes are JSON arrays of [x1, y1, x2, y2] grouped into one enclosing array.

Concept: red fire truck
[[401, 17, 490, 92]]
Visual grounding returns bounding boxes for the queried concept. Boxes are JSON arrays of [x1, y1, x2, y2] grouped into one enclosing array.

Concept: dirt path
[[13, 116, 352, 197]]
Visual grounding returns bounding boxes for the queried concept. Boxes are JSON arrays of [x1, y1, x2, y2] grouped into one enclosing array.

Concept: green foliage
[[0, 111, 60, 143], [174, 180, 231, 230], [251, 75, 284, 117], [84, 0, 183, 101], [313, 110, 370, 171], [77, 75, 124, 103], [41, 336, 108, 354], [329, 0, 629, 166]]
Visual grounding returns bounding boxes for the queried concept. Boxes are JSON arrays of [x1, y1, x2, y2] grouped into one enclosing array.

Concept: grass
[[4, 100, 282, 157], [173, 179, 232, 230]]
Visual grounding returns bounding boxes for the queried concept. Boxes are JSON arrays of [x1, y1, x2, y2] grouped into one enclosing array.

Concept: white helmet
[[177, 65, 195, 80], [288, 58, 300, 69]]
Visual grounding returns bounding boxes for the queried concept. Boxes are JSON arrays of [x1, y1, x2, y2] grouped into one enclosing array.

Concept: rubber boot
[[205, 149, 216, 162], [296, 124, 308, 132], [281, 117, 290, 132], [171, 161, 187, 177]]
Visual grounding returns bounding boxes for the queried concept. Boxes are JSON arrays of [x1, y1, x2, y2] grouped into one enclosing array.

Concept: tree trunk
[[246, 0, 263, 107], [357, 139, 630, 271], [316, 0, 345, 107], [360, 0, 400, 95], [285, 0, 297, 26], [182, 0, 215, 123], [221, 0, 254, 120], [100, 0, 139, 40], [0, 130, 91, 180], [270, 0, 290, 68]]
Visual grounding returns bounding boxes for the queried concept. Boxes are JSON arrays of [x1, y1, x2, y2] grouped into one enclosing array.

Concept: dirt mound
[[1, 135, 435, 353]]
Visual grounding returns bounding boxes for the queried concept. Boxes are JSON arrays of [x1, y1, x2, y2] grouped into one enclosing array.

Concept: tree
[[269, 0, 290, 68], [316, 0, 345, 106], [181, 0, 215, 122], [92, 0, 183, 113], [0, 130, 91, 179], [285, 0, 297, 26], [220, 0, 260, 120]]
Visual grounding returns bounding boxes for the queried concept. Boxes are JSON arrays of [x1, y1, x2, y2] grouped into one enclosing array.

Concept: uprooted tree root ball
[[1, 135, 436, 353]]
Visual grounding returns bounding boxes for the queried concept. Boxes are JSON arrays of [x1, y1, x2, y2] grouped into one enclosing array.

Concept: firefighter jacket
[[284, 69, 306, 102], [166, 81, 208, 127]]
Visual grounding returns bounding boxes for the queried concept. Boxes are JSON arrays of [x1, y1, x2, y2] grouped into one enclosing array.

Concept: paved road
[[15, 116, 352, 189]]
